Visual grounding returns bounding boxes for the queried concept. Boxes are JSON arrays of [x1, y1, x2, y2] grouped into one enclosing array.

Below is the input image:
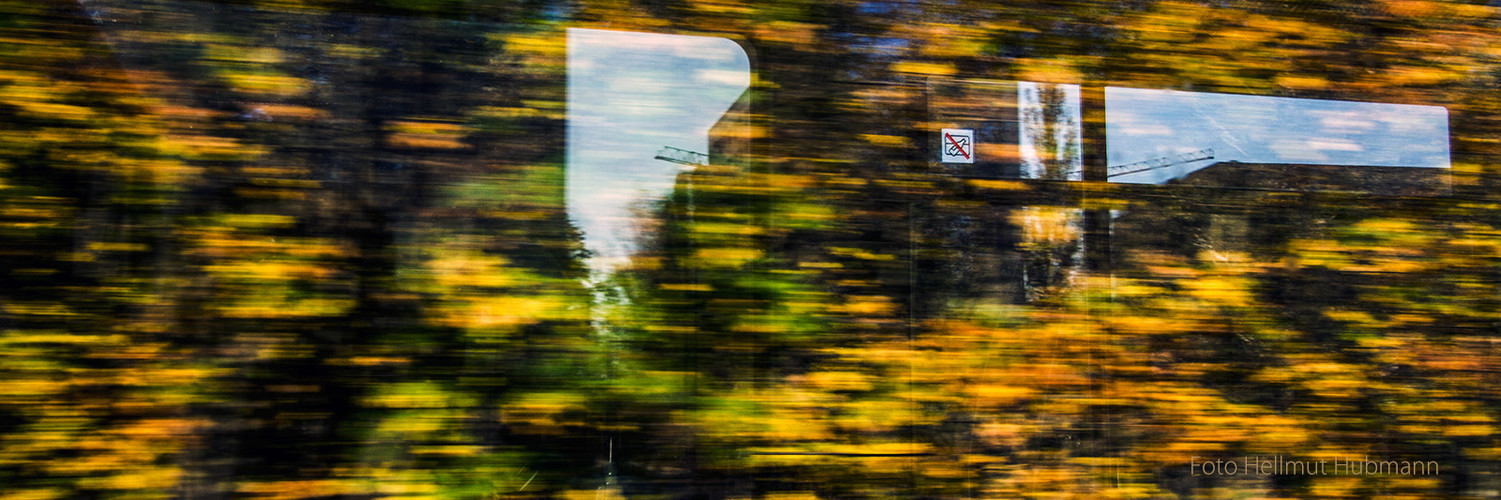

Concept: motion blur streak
[[0, 0, 1498, 498]]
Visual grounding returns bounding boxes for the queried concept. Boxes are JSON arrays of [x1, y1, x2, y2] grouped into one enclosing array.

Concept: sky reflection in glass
[[1106, 87, 1450, 185], [566, 28, 751, 276]]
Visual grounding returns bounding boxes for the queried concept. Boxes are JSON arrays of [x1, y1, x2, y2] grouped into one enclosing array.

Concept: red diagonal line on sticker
[[944, 133, 970, 160]]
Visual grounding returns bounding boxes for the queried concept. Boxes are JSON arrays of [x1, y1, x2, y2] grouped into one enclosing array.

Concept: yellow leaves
[[967, 179, 1028, 191], [386, 120, 468, 150], [975, 421, 1029, 449], [965, 384, 1035, 407], [1, 302, 78, 319], [434, 296, 563, 332], [470, 105, 540, 121], [1287, 218, 1443, 275], [689, 0, 754, 16], [1352, 218, 1422, 239], [804, 371, 873, 392], [427, 249, 514, 290], [1444, 2, 1501, 22], [246, 103, 329, 121], [190, 228, 358, 320], [114, 418, 203, 441], [1443, 424, 1494, 437], [0, 78, 95, 122], [832, 295, 896, 316], [207, 261, 332, 282], [218, 298, 355, 319], [1185, 276, 1253, 308], [754, 21, 818, 46], [236, 480, 363, 500], [1386, 65, 1463, 87], [10, 101, 95, 122], [1014, 58, 1084, 86], [191, 233, 348, 259], [411, 238, 581, 333], [891, 61, 956, 76], [221, 72, 308, 97], [0, 332, 126, 346], [757, 493, 819, 500], [366, 382, 473, 410], [0, 379, 68, 400], [93, 466, 182, 491], [832, 398, 912, 432], [120, 158, 201, 187], [1253, 357, 1374, 400], [0, 489, 67, 500], [827, 247, 895, 261], [503, 392, 589, 436], [775, 197, 837, 229], [1380, 0, 1443, 18], [689, 247, 762, 268], [563, 488, 626, 500], [194, 42, 306, 97], [500, 31, 565, 68], [902, 23, 987, 59], [660, 282, 713, 292], [1131, 2, 1212, 42], [1105, 314, 1192, 336], [1325, 309, 1378, 325], [1010, 206, 1081, 247], [1118, 2, 1359, 90], [206, 44, 285, 65], [858, 134, 910, 148], [1276, 74, 1329, 91], [160, 134, 266, 161], [1463, 446, 1501, 461], [692, 221, 766, 237]]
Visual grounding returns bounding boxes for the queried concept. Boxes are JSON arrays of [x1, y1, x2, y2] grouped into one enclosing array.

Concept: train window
[[567, 28, 751, 276], [1105, 87, 1450, 194]]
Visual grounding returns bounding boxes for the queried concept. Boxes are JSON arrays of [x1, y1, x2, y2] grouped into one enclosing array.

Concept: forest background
[[2, 0, 1501, 498]]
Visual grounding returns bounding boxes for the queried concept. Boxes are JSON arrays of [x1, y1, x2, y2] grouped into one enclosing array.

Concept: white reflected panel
[[1106, 87, 1450, 185], [1018, 82, 1083, 181], [567, 28, 750, 275]]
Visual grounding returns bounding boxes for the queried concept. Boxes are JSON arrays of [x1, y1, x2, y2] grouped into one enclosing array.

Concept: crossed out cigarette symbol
[[944, 132, 971, 160]]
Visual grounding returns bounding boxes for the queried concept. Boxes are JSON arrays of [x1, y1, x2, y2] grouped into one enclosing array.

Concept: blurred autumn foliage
[[2, 0, 1501, 498]]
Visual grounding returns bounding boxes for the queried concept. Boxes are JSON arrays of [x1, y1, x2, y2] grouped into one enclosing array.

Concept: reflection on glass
[[1105, 87, 1450, 190], [1009, 206, 1085, 302], [921, 203, 1085, 310], [566, 28, 751, 276], [929, 80, 1083, 181], [1018, 82, 1083, 181]]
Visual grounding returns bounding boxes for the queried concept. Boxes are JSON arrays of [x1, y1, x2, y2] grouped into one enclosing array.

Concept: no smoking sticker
[[941, 128, 974, 163]]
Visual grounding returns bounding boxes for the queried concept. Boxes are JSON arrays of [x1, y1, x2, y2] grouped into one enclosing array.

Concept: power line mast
[[1107, 148, 1215, 179], [654, 145, 709, 168]]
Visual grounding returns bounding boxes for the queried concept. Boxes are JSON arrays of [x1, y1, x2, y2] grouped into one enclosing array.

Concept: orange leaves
[[904, 23, 988, 60], [964, 384, 1036, 407], [235, 480, 363, 499], [753, 21, 818, 46], [830, 295, 897, 317], [386, 120, 470, 150], [160, 134, 267, 161]]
